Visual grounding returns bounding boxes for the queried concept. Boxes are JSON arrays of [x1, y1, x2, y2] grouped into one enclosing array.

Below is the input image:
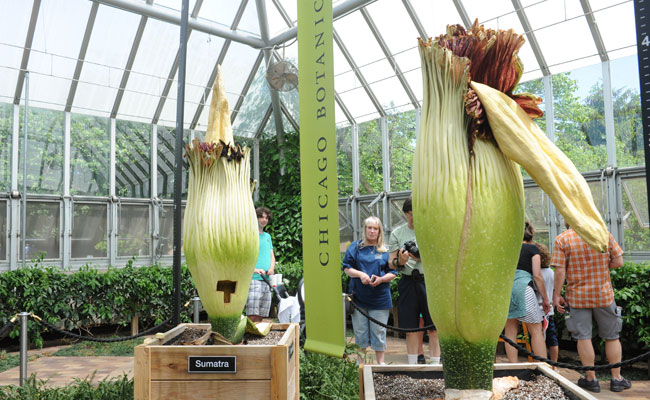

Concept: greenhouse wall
[[2, 55, 650, 271]]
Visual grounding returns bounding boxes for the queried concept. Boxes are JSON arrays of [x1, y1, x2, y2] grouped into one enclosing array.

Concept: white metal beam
[[189, 0, 249, 130], [151, 0, 204, 125], [13, 0, 41, 105], [267, 0, 378, 46], [512, 0, 550, 76], [93, 0, 266, 48]]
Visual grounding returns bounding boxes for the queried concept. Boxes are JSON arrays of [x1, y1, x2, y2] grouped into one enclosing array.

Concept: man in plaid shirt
[[551, 223, 630, 393]]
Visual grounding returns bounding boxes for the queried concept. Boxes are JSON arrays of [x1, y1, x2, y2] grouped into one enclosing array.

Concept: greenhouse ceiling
[[0, 0, 639, 139]]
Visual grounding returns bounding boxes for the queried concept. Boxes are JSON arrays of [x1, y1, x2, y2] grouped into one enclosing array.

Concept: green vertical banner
[[297, 0, 345, 358]]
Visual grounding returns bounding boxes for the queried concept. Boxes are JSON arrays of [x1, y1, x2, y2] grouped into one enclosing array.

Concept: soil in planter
[[373, 372, 571, 400], [164, 328, 209, 345], [162, 328, 286, 346]]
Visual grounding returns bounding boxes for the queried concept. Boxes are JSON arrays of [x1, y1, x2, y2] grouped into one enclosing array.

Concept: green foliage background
[[0, 262, 196, 347]]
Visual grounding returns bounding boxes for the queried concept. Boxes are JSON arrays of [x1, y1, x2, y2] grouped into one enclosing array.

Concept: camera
[[402, 240, 420, 259]]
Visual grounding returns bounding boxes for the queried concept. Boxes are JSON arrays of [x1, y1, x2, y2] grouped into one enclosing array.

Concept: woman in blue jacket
[[343, 216, 397, 364]]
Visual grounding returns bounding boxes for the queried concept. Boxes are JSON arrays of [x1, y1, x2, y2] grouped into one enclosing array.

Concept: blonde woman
[[343, 216, 397, 364]]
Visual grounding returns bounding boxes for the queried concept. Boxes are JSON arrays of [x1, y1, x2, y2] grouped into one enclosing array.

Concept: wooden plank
[[134, 345, 150, 400], [151, 380, 269, 399], [149, 346, 272, 380], [358, 364, 365, 400], [270, 344, 288, 400], [293, 324, 300, 398], [362, 365, 375, 400], [272, 323, 291, 331], [536, 364, 598, 400], [277, 323, 293, 346]]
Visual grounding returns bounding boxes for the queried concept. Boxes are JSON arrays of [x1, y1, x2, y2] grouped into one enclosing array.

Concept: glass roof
[[0, 0, 641, 136]]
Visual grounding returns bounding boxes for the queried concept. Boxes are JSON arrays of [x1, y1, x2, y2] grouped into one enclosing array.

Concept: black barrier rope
[[498, 333, 650, 371], [348, 296, 650, 371], [33, 315, 173, 343], [346, 295, 434, 333]]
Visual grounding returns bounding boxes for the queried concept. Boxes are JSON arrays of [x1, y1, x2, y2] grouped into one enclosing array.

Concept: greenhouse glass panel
[[337, 126, 353, 197], [116, 120, 151, 198], [369, 77, 411, 115], [358, 119, 382, 195], [197, 0, 239, 26], [118, 204, 151, 257], [524, 186, 550, 249], [70, 114, 110, 196], [235, 0, 261, 36], [158, 203, 185, 257], [621, 177, 650, 252], [409, 0, 463, 39], [19, 107, 64, 195], [21, 201, 60, 261], [0, 200, 6, 261], [587, 180, 605, 220], [26, 0, 89, 112], [73, 4, 140, 118], [0, 103, 11, 192], [462, 0, 515, 24], [334, 12, 384, 74], [388, 110, 416, 192], [338, 204, 353, 254], [611, 56, 643, 168], [71, 203, 108, 259], [388, 197, 407, 234], [366, 0, 420, 56], [157, 126, 190, 199], [231, 62, 271, 138], [552, 66, 608, 172], [118, 17, 180, 124], [0, 0, 31, 103], [183, 30, 227, 124], [338, 87, 380, 123], [358, 198, 384, 231], [593, 2, 636, 54], [535, 16, 598, 74]]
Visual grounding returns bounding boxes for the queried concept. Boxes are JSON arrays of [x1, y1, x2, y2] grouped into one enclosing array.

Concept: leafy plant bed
[[134, 323, 299, 400], [360, 363, 598, 400]]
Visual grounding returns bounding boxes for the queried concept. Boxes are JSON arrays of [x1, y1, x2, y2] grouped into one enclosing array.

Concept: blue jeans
[[351, 307, 390, 351]]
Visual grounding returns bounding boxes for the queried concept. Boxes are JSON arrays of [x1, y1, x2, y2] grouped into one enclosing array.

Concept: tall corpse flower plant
[[183, 66, 258, 343], [413, 22, 608, 399]]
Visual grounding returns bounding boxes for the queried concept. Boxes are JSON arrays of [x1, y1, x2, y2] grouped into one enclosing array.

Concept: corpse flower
[[413, 22, 608, 399], [183, 66, 259, 343]]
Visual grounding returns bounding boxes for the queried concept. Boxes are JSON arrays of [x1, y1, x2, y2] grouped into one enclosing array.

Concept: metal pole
[[192, 296, 201, 323], [19, 312, 29, 386], [21, 72, 29, 269], [172, 0, 189, 327], [342, 293, 347, 340]]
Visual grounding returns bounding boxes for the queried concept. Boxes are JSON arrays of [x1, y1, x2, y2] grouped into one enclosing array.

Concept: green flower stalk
[[183, 66, 258, 343], [414, 22, 608, 399]]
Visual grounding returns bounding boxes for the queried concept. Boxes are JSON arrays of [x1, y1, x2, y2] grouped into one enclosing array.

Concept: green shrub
[[0, 263, 197, 347], [299, 346, 360, 399], [276, 260, 303, 296], [610, 261, 650, 355], [0, 374, 133, 399]]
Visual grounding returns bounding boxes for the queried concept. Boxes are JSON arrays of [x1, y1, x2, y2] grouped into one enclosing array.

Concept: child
[[534, 242, 559, 366]]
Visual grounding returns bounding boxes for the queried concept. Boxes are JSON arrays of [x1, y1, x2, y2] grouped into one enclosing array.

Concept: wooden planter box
[[360, 363, 597, 400], [134, 323, 299, 400]]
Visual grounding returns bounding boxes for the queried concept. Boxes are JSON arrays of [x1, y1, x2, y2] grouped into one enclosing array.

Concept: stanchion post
[[192, 297, 201, 324], [19, 312, 29, 386]]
